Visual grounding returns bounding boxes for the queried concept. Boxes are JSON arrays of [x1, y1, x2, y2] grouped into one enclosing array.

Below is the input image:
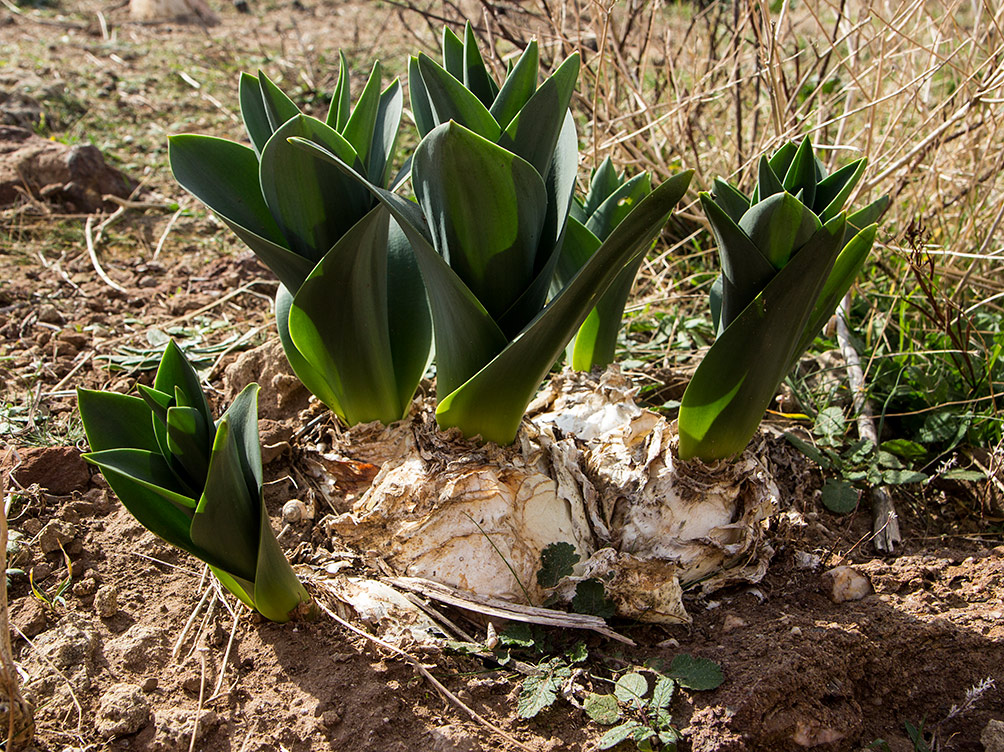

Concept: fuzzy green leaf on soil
[[537, 541, 580, 588], [517, 665, 567, 718], [614, 672, 649, 706], [668, 655, 724, 690], [599, 722, 651, 750], [584, 693, 621, 725], [651, 675, 676, 709], [572, 578, 616, 619], [821, 478, 859, 513]]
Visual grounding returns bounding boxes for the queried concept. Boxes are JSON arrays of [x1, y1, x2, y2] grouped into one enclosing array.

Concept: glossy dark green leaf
[[700, 192, 776, 330], [847, 195, 890, 235], [416, 54, 501, 141], [738, 191, 820, 268], [326, 50, 351, 131], [288, 134, 509, 400], [821, 478, 859, 513], [274, 286, 346, 417], [257, 70, 301, 131], [259, 114, 371, 265], [499, 53, 580, 179], [442, 25, 465, 79], [166, 405, 210, 487], [815, 158, 866, 222], [489, 41, 539, 129], [767, 140, 798, 179], [413, 122, 547, 326], [77, 389, 159, 453], [711, 177, 750, 224], [367, 80, 403, 186], [792, 223, 877, 361], [191, 418, 259, 582], [289, 207, 414, 425], [678, 214, 846, 460], [342, 61, 384, 169], [570, 248, 646, 370], [435, 170, 693, 444], [463, 21, 497, 107], [754, 154, 785, 202], [252, 501, 311, 622], [155, 341, 213, 431], [217, 383, 263, 502], [83, 448, 197, 509], [239, 73, 272, 155], [136, 383, 173, 463], [586, 173, 651, 239], [408, 56, 436, 137], [582, 158, 620, 220], [781, 136, 817, 209], [168, 135, 315, 292]]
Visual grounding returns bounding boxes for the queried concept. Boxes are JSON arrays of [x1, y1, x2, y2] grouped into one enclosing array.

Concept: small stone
[[982, 719, 1004, 752], [722, 614, 747, 633], [182, 675, 202, 694], [11, 598, 48, 638], [94, 584, 119, 618], [36, 304, 64, 324], [282, 499, 310, 523], [72, 577, 97, 597], [9, 446, 90, 495], [96, 683, 150, 737], [821, 565, 873, 603], [795, 551, 822, 570], [141, 677, 158, 693], [790, 626, 802, 636], [22, 519, 42, 536], [108, 625, 167, 670], [320, 709, 341, 727], [429, 724, 479, 752]]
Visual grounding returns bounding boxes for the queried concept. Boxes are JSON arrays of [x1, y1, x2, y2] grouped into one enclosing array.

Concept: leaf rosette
[[77, 342, 311, 622], [679, 137, 889, 460]]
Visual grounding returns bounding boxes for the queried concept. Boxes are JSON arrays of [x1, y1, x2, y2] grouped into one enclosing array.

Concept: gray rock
[[107, 624, 168, 670], [983, 719, 1004, 752], [96, 683, 150, 737], [151, 708, 218, 751], [36, 520, 76, 554], [94, 584, 119, 618]]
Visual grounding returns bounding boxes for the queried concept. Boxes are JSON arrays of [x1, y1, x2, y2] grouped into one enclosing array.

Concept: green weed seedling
[[585, 656, 724, 751], [785, 406, 929, 513]]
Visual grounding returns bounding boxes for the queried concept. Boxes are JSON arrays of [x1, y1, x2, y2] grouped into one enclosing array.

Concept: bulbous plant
[[168, 57, 432, 426], [554, 157, 657, 370], [294, 26, 693, 444], [679, 137, 889, 460], [77, 342, 312, 622]]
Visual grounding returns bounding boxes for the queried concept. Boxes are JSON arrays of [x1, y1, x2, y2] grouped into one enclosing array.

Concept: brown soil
[[1, 2, 1002, 751]]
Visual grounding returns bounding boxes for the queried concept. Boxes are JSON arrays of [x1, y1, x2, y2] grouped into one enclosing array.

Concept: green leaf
[[251, 500, 311, 622], [821, 478, 859, 513], [259, 114, 371, 265], [165, 405, 210, 487], [668, 655, 724, 690], [711, 177, 750, 224], [781, 136, 817, 209], [275, 285, 346, 418], [572, 579, 616, 619], [755, 154, 785, 202], [415, 53, 501, 141], [599, 722, 647, 750], [256, 70, 301, 131], [614, 673, 649, 705], [880, 438, 927, 462], [82, 448, 197, 510], [408, 55, 436, 137], [678, 214, 847, 460], [814, 406, 846, 443], [584, 693, 621, 725], [700, 192, 776, 331], [537, 542, 580, 588], [517, 673, 560, 718], [289, 206, 425, 425], [489, 41, 539, 129], [499, 53, 580, 179], [767, 141, 798, 179], [783, 432, 831, 469], [462, 21, 497, 107], [651, 675, 676, 710], [326, 51, 351, 131], [499, 622, 534, 647], [413, 121, 547, 327], [435, 170, 692, 444], [155, 341, 213, 432], [238, 73, 272, 155], [217, 383, 263, 502], [367, 79, 403, 186], [341, 61, 388, 176], [942, 469, 985, 481], [168, 134, 314, 293], [77, 390, 159, 453], [441, 25, 465, 78], [190, 418, 259, 583], [881, 469, 927, 485], [815, 158, 866, 222], [738, 191, 821, 269]]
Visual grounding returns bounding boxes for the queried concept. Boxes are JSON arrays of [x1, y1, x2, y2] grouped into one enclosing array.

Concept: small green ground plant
[[77, 341, 312, 622]]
